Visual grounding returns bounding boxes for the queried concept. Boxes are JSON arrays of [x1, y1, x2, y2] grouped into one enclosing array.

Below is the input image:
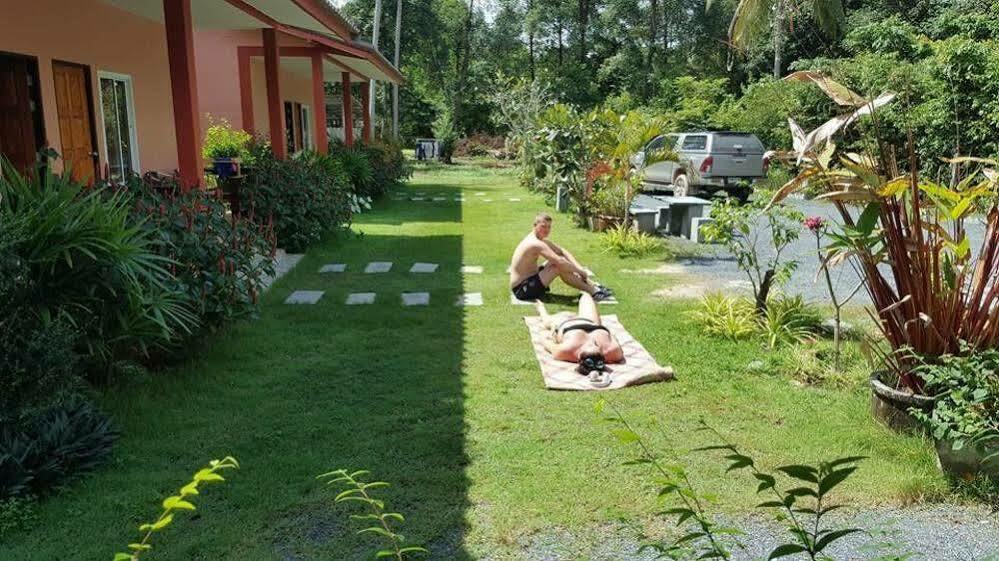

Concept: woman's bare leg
[[577, 292, 601, 324], [534, 300, 554, 329]]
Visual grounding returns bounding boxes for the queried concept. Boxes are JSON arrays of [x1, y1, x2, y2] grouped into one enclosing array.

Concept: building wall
[[0, 0, 178, 174], [195, 30, 317, 144]]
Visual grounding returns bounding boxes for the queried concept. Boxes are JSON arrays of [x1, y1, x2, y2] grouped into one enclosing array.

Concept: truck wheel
[[672, 174, 690, 197]]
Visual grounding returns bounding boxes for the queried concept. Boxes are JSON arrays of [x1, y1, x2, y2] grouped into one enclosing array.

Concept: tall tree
[[711, 0, 845, 77], [392, 0, 403, 137], [452, 0, 476, 131]]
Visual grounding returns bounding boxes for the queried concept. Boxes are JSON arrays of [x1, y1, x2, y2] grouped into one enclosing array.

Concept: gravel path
[[651, 199, 990, 304], [490, 505, 999, 561]]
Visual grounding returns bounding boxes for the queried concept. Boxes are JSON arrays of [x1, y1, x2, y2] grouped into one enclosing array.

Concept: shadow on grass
[[0, 189, 472, 561]]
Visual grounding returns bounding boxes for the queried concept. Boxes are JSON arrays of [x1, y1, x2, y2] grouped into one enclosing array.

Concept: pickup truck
[[631, 131, 769, 200]]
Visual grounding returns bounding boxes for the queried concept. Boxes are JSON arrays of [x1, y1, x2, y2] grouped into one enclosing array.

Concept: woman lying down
[[534, 293, 624, 388]]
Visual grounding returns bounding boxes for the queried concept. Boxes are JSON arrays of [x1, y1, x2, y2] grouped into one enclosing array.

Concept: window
[[681, 135, 707, 151], [284, 101, 314, 153], [712, 133, 764, 154], [98, 72, 139, 180]]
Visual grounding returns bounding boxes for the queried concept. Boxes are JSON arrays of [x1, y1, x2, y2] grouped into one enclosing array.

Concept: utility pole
[[370, 0, 383, 138], [392, 0, 402, 138]]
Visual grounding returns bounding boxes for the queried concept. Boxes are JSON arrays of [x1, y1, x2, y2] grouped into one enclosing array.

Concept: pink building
[[0, 0, 403, 188]]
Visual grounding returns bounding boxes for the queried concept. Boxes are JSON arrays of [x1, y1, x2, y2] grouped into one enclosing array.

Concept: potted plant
[[584, 178, 630, 232], [202, 117, 252, 179], [911, 347, 999, 480], [769, 72, 999, 433]]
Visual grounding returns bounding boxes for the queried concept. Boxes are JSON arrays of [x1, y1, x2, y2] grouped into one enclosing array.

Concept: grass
[[1, 158, 949, 560]]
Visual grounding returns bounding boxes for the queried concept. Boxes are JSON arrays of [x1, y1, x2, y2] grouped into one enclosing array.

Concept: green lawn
[[2, 160, 947, 560]]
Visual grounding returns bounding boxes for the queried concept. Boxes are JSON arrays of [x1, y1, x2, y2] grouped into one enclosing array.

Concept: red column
[[311, 52, 328, 154], [341, 72, 354, 147], [262, 28, 286, 159], [360, 84, 372, 143], [238, 48, 254, 134], [163, 0, 202, 190]]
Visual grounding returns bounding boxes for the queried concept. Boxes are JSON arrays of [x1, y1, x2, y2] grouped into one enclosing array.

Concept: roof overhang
[[100, 1, 403, 83]]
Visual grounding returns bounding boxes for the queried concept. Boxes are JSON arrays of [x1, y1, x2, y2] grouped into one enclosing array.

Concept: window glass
[[681, 135, 707, 151], [646, 136, 664, 152], [100, 76, 135, 180], [712, 134, 764, 154]]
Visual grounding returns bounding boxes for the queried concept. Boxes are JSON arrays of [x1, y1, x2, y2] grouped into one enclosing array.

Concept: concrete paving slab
[[346, 292, 376, 305], [461, 265, 483, 274], [364, 262, 393, 273], [410, 262, 439, 273], [319, 263, 347, 273], [285, 290, 324, 305], [456, 293, 483, 306], [402, 292, 430, 306]]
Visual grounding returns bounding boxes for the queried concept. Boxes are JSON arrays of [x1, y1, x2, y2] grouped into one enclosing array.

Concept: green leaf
[[127, 543, 151, 551], [855, 202, 880, 235], [114, 553, 133, 561], [814, 528, 863, 551], [818, 467, 857, 496], [768, 543, 808, 559], [612, 428, 640, 443], [777, 464, 818, 482]]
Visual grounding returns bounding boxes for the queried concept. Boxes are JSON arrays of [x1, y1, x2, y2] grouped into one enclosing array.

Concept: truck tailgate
[[709, 153, 764, 178]]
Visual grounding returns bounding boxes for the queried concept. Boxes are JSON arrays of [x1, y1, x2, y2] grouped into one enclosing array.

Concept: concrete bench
[[630, 194, 712, 240]]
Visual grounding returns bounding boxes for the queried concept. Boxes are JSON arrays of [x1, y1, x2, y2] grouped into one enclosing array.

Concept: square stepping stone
[[454, 197, 465, 202], [461, 265, 483, 274], [402, 292, 430, 306], [319, 263, 347, 274], [432, 197, 446, 201], [346, 292, 376, 305], [410, 197, 425, 201], [455, 292, 483, 306], [509, 198, 521, 202], [483, 199, 493, 202], [416, 192, 426, 196], [475, 192, 485, 196], [410, 262, 439, 273], [285, 290, 324, 305], [510, 294, 534, 305], [364, 262, 393, 273], [596, 296, 618, 305]]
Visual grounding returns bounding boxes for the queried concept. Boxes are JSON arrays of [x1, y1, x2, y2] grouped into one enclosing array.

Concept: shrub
[[114, 175, 275, 332], [757, 294, 821, 349], [201, 117, 252, 161], [912, 347, 999, 455], [359, 140, 410, 197], [0, 398, 118, 499], [330, 143, 375, 197], [599, 224, 665, 258], [0, 160, 196, 371], [690, 292, 757, 341], [240, 145, 353, 252]]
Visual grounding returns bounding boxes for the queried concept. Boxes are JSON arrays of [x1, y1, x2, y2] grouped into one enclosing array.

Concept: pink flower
[[804, 216, 825, 232]]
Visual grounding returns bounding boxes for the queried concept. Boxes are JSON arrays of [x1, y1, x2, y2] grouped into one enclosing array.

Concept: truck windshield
[[712, 134, 764, 154]]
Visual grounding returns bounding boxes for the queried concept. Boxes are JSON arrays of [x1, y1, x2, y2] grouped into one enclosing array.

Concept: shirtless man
[[509, 213, 613, 302]]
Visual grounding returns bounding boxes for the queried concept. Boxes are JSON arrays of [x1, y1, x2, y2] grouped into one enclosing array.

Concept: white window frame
[[300, 104, 312, 151], [96, 71, 140, 176]]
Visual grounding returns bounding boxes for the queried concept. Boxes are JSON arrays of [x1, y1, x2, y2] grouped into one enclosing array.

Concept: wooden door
[[0, 55, 39, 176], [52, 61, 96, 183]]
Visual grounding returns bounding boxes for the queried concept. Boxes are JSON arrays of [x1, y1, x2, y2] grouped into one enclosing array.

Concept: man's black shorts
[[512, 266, 549, 301]]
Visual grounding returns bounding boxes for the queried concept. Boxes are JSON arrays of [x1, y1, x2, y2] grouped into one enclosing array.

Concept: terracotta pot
[[935, 439, 999, 481], [869, 371, 935, 434]]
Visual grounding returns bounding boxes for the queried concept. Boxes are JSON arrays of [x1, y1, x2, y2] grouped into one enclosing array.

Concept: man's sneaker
[[592, 289, 614, 302], [596, 284, 614, 295]]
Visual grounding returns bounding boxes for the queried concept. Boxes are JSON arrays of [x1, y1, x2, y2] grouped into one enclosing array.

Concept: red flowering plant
[[770, 72, 999, 393], [113, 173, 275, 335]]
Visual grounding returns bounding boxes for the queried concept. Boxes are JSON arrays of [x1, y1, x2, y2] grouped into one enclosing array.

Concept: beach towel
[[524, 314, 675, 391]]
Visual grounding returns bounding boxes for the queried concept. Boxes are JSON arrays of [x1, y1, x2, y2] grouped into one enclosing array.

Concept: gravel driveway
[[660, 199, 990, 305]]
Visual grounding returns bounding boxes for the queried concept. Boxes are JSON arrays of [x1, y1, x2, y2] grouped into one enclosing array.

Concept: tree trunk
[[648, 0, 659, 69], [756, 269, 776, 313], [370, 0, 383, 135], [577, 0, 588, 63], [392, 0, 402, 138], [772, 0, 785, 79], [452, 0, 474, 131], [528, 0, 535, 81], [557, 19, 564, 66]]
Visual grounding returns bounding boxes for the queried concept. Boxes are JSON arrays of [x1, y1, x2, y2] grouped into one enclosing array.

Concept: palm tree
[[709, 0, 845, 78]]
